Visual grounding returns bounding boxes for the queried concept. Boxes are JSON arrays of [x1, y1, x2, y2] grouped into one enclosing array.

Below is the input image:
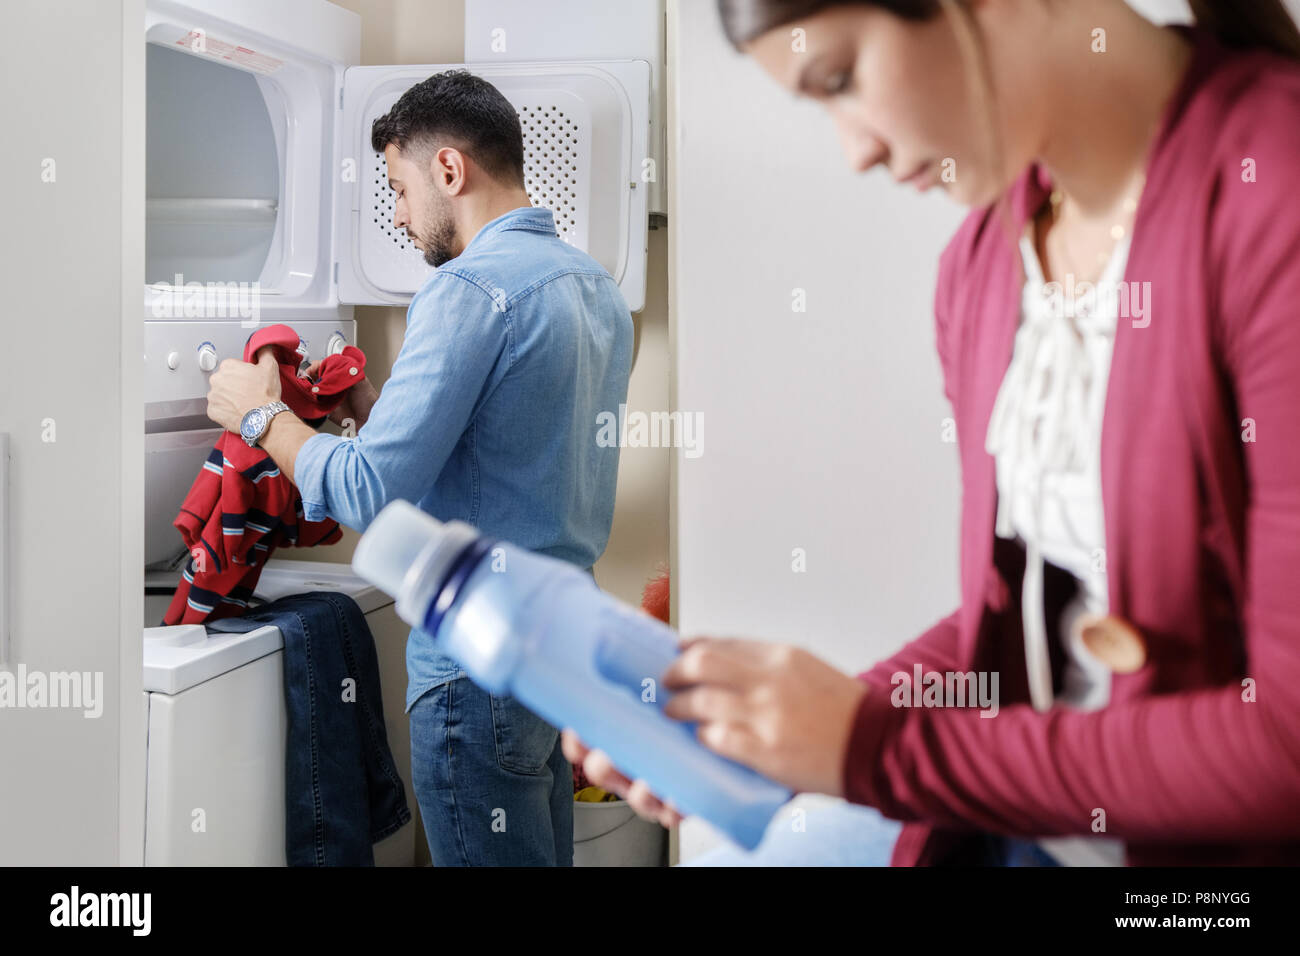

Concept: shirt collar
[[464, 205, 557, 252]]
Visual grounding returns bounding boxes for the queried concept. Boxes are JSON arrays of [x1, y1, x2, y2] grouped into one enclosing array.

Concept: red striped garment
[[162, 324, 366, 625]]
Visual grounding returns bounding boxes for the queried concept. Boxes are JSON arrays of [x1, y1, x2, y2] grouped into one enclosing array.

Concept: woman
[[564, 0, 1300, 866]]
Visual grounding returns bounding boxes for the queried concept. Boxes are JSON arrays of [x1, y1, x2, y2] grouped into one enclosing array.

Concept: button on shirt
[[293, 205, 634, 711]]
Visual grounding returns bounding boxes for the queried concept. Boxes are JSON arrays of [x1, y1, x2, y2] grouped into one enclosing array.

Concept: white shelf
[[147, 198, 277, 225]]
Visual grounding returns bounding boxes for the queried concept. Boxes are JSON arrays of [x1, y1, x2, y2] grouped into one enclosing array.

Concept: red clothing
[[843, 26, 1300, 865], [163, 325, 366, 625]]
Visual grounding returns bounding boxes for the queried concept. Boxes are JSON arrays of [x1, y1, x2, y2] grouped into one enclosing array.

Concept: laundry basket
[[573, 799, 668, 867]]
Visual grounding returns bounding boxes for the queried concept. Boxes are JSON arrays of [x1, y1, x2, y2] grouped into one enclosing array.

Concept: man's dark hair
[[370, 69, 525, 188]]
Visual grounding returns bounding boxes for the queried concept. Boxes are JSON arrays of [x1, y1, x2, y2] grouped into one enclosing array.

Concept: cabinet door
[[337, 61, 650, 311]]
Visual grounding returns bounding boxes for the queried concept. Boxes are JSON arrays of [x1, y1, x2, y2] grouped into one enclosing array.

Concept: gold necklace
[[1045, 174, 1144, 279]]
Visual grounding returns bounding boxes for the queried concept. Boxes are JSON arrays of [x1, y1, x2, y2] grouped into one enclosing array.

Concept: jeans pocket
[[489, 692, 558, 775]]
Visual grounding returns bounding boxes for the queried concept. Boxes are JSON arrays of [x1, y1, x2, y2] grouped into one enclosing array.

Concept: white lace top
[[984, 229, 1132, 713]]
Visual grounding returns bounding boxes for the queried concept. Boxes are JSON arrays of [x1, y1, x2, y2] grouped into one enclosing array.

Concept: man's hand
[[302, 359, 380, 434], [562, 638, 872, 829], [561, 731, 687, 829], [206, 347, 281, 433]]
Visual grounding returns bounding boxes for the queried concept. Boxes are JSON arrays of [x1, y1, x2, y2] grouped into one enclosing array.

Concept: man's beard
[[416, 192, 458, 268]]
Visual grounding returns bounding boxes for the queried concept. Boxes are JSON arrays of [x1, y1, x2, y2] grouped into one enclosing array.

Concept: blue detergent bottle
[[352, 499, 791, 850]]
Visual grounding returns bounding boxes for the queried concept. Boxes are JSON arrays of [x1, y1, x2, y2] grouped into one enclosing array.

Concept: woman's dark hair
[[717, 0, 1300, 60], [370, 69, 525, 188], [719, 0, 935, 46]]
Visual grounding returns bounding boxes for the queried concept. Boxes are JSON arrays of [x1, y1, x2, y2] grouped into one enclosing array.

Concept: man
[[206, 69, 634, 866]]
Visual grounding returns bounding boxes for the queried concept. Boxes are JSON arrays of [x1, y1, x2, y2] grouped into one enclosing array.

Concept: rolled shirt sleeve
[[294, 272, 512, 530]]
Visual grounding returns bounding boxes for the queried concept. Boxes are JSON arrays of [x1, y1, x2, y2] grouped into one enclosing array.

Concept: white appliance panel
[[145, 649, 286, 865], [142, 318, 357, 411], [465, 0, 667, 216], [338, 61, 650, 311]]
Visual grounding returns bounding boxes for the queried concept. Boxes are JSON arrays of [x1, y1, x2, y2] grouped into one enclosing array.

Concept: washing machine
[[142, 558, 415, 866]]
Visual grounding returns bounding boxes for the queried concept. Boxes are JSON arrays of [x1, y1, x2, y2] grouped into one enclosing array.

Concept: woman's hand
[[303, 359, 379, 432], [561, 637, 872, 827]]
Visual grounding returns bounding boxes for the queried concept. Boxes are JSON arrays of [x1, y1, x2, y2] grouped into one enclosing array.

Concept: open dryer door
[[336, 61, 651, 311], [144, 0, 361, 319]]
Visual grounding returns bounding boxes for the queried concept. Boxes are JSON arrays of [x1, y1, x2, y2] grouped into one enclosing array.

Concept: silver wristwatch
[[239, 400, 291, 448]]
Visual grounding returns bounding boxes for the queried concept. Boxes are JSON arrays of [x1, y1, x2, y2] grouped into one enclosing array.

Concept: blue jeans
[[409, 676, 573, 866], [680, 801, 1061, 866], [208, 591, 412, 866]]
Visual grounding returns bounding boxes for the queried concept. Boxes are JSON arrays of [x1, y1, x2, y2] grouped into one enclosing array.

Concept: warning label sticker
[[174, 31, 284, 75]]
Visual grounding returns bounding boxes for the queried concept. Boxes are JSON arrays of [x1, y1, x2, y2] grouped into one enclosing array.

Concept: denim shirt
[[294, 205, 634, 711]]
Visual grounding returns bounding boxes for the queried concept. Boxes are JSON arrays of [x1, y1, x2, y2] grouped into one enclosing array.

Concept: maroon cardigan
[[843, 26, 1300, 866]]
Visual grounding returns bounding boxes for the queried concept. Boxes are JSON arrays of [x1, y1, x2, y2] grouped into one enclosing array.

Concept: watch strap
[[246, 400, 291, 447]]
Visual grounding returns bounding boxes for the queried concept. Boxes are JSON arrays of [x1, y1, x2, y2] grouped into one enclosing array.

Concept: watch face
[[240, 408, 266, 442]]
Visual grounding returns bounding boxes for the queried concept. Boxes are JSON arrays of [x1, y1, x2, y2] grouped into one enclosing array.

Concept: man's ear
[[434, 145, 467, 195]]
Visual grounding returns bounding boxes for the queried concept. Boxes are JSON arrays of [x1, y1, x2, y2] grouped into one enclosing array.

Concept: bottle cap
[[353, 500, 480, 627], [352, 500, 436, 599]]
